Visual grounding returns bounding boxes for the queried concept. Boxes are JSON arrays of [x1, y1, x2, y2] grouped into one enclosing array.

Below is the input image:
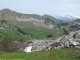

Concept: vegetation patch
[[0, 48, 80, 60]]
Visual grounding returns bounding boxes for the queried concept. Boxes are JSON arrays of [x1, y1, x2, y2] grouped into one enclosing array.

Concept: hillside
[[0, 9, 80, 60], [0, 8, 65, 40], [62, 19, 80, 32]]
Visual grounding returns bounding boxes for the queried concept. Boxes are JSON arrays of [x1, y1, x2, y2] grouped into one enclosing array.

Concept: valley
[[0, 9, 80, 60]]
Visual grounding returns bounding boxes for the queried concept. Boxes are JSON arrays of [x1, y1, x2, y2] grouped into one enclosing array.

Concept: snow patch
[[23, 46, 32, 52]]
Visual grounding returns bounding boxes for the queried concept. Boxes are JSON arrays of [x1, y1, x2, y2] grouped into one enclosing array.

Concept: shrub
[[0, 30, 16, 52], [2, 30, 15, 42], [19, 39, 24, 42], [47, 34, 52, 38]]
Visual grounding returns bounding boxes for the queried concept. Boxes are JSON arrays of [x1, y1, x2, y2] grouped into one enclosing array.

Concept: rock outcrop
[[20, 30, 80, 52], [19, 40, 55, 52], [59, 30, 80, 49], [4, 30, 79, 52]]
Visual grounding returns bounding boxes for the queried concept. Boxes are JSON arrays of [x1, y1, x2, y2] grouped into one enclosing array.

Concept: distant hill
[[62, 19, 80, 32]]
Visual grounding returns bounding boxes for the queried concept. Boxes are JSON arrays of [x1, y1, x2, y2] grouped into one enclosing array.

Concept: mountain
[[53, 15, 80, 22], [43, 14, 62, 25], [0, 9, 63, 29], [0, 8, 65, 40], [61, 19, 80, 32], [0, 9, 80, 52]]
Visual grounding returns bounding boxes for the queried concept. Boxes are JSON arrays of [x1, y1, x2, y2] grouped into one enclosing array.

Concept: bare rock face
[[59, 30, 80, 49], [22, 40, 55, 52], [17, 30, 80, 52]]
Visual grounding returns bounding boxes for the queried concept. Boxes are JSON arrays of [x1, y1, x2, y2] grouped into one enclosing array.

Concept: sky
[[0, 0, 80, 15]]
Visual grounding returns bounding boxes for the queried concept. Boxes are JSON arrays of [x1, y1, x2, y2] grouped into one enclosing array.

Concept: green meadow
[[0, 48, 80, 60]]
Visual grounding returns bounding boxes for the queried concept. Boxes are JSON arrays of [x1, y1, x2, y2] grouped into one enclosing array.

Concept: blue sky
[[0, 0, 80, 15]]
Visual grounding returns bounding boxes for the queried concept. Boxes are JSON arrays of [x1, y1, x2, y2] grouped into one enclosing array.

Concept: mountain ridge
[[53, 15, 80, 22], [0, 8, 65, 40], [0, 8, 63, 29]]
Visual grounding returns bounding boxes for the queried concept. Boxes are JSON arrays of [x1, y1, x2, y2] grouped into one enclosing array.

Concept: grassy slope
[[22, 25, 64, 40], [0, 20, 64, 40], [0, 48, 80, 60], [0, 9, 65, 40], [8, 21, 64, 40]]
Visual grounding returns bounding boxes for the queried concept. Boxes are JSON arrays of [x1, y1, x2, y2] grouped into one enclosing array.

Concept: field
[[0, 48, 80, 60]]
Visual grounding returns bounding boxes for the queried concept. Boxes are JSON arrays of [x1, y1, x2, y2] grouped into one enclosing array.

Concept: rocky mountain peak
[[0, 8, 14, 14], [2, 8, 11, 11]]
